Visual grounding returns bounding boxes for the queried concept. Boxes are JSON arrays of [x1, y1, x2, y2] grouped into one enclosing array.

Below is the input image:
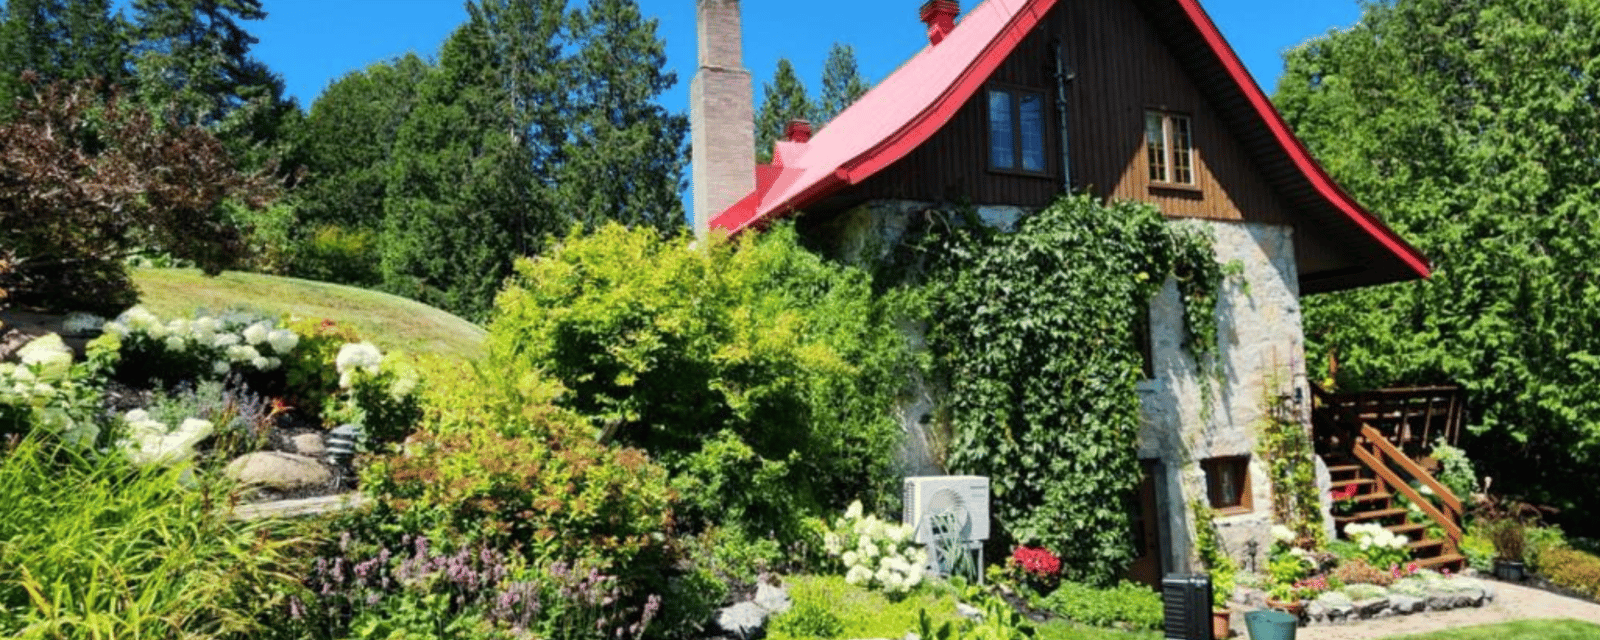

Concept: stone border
[[226, 492, 367, 520], [1300, 577, 1495, 625]]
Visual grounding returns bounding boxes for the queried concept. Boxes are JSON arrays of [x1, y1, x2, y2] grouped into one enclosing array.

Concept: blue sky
[[251, 0, 1364, 112]]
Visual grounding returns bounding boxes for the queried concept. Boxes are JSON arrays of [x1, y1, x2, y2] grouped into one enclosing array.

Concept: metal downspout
[[1052, 36, 1076, 193]]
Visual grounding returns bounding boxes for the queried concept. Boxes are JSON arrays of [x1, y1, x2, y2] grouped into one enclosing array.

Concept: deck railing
[[1312, 383, 1465, 458], [1350, 424, 1464, 556]]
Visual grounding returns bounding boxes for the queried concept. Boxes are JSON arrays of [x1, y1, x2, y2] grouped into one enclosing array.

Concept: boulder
[[225, 452, 333, 491], [753, 581, 791, 615], [1388, 594, 1425, 615], [292, 433, 327, 457], [714, 602, 770, 640], [1353, 597, 1389, 618]]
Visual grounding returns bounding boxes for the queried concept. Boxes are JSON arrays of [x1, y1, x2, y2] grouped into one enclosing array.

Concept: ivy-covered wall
[[807, 198, 1312, 579], [1138, 221, 1310, 575]]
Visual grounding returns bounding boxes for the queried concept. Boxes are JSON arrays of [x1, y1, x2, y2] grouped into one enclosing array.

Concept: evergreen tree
[[1278, 0, 1600, 527], [754, 57, 812, 163], [815, 42, 867, 126], [555, 0, 687, 234], [381, 21, 539, 321], [0, 0, 127, 114], [298, 54, 430, 231]]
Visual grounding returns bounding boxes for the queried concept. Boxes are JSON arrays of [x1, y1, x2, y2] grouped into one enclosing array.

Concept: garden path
[[1282, 580, 1600, 640]]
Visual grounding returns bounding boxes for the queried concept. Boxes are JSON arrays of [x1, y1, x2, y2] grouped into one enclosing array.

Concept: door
[[1126, 459, 1163, 589]]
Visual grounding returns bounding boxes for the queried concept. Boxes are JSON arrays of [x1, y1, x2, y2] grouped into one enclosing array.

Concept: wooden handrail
[[1360, 424, 1464, 516], [1353, 425, 1463, 552]]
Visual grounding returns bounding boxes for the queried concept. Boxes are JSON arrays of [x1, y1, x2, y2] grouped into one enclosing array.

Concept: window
[[988, 87, 1047, 173], [1202, 455, 1252, 514], [1145, 110, 1195, 185]]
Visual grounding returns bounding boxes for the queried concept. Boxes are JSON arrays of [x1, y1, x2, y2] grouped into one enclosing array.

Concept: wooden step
[[1332, 478, 1379, 490], [1351, 490, 1393, 503], [1385, 522, 1428, 537], [1407, 538, 1445, 553], [1416, 553, 1465, 571], [1328, 464, 1363, 476], [1334, 506, 1408, 525]]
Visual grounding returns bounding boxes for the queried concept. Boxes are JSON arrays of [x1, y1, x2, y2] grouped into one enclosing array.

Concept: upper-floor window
[[1145, 110, 1194, 185], [988, 87, 1047, 174]]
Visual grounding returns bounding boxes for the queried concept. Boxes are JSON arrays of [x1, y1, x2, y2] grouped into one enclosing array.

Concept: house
[[689, 0, 1440, 586]]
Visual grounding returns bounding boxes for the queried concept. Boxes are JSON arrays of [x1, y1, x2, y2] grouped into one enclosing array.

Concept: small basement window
[[1202, 455, 1251, 514], [988, 86, 1048, 174], [1145, 110, 1195, 185]]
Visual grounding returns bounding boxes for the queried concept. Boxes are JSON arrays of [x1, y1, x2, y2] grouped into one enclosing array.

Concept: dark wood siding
[[847, 0, 1293, 226]]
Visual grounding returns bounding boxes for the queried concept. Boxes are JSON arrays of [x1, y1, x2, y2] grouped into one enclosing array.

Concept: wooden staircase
[[1314, 384, 1467, 572]]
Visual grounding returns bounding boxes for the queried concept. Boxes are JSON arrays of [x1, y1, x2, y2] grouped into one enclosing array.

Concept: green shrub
[[771, 599, 844, 639], [1461, 530, 1496, 573], [767, 575, 962, 640], [363, 366, 674, 568], [1430, 439, 1478, 504], [487, 222, 906, 541], [0, 437, 312, 639], [1540, 547, 1600, 601], [293, 224, 383, 287], [1525, 525, 1568, 574], [1037, 581, 1162, 631]]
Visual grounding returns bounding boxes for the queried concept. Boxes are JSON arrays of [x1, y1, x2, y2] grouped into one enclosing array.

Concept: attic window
[[1145, 110, 1194, 185], [988, 87, 1047, 174]]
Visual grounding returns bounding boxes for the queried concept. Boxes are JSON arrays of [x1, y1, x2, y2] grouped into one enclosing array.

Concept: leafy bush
[[922, 196, 1227, 584], [0, 336, 104, 446], [1333, 557, 1395, 587], [98, 306, 300, 388], [766, 575, 962, 640], [1487, 518, 1527, 562], [770, 599, 844, 639], [1343, 522, 1410, 569], [293, 224, 384, 287], [1539, 546, 1600, 601], [364, 366, 674, 568], [1524, 525, 1568, 574], [1036, 581, 1162, 630], [0, 437, 311, 639], [487, 222, 906, 541], [1430, 439, 1478, 505], [1461, 530, 1496, 573]]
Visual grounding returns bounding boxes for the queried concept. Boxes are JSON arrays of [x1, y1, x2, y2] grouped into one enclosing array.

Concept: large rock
[[714, 602, 770, 640], [225, 452, 333, 491], [1388, 594, 1425, 615], [292, 433, 327, 457], [752, 581, 791, 615], [1353, 597, 1389, 618]]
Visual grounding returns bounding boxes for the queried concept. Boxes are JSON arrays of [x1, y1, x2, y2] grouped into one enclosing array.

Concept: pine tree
[[0, 0, 128, 114], [754, 57, 813, 163], [815, 42, 868, 126], [555, 0, 687, 235], [380, 21, 541, 320]]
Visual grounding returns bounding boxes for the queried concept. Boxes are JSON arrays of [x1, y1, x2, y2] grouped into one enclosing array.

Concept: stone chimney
[[920, 0, 959, 45], [691, 0, 756, 239]]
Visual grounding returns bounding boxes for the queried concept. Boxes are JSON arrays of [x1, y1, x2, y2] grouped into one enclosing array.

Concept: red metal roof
[[707, 0, 1430, 289]]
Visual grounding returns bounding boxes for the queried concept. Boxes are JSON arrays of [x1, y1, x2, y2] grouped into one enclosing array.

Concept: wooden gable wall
[[844, 0, 1293, 227]]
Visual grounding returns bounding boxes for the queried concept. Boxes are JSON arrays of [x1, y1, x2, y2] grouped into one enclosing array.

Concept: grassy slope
[[130, 268, 486, 360]]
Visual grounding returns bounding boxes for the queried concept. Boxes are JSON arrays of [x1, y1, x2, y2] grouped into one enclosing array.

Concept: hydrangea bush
[[98, 305, 299, 384], [1344, 522, 1411, 570], [822, 501, 927, 597], [0, 335, 101, 445]]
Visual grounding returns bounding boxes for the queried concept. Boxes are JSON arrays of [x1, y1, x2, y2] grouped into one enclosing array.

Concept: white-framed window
[[1145, 110, 1195, 185], [987, 86, 1048, 174]]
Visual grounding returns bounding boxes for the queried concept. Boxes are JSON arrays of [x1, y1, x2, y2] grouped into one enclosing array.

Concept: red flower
[[1330, 484, 1359, 501], [1011, 546, 1061, 578]]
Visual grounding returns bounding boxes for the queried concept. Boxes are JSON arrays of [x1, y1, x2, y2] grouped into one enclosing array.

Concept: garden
[[4, 199, 1600, 640]]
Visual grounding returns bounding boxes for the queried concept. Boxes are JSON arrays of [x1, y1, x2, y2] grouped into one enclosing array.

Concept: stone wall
[[1137, 220, 1309, 574]]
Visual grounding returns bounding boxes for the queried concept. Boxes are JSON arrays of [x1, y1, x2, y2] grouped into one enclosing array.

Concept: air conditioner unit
[[903, 476, 990, 577]]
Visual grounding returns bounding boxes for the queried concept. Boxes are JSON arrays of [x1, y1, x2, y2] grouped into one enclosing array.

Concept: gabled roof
[[709, 0, 1431, 293]]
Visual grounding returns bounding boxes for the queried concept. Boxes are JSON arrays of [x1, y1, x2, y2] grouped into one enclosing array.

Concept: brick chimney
[[785, 119, 812, 143], [691, 0, 756, 239], [920, 0, 959, 45]]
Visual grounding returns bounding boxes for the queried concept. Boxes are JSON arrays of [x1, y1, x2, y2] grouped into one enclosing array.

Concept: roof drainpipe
[[919, 0, 959, 46], [1052, 36, 1076, 193]]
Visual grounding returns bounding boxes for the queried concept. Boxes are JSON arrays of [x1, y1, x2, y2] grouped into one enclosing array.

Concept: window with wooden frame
[[1202, 455, 1252, 514], [987, 86, 1048, 174], [1145, 110, 1195, 185]]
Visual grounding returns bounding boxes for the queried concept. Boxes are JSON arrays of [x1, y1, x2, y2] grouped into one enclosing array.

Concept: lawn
[[130, 267, 486, 360], [1380, 619, 1600, 639]]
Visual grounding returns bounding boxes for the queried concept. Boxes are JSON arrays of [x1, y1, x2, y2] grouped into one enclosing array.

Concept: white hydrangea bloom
[[212, 360, 230, 375], [214, 333, 241, 348], [267, 329, 298, 354], [102, 321, 128, 338], [335, 342, 383, 386], [121, 306, 160, 332], [841, 550, 859, 567], [242, 321, 271, 345], [844, 500, 863, 520], [226, 345, 261, 363], [858, 535, 878, 558], [251, 356, 270, 370], [1271, 524, 1294, 543], [164, 336, 187, 352], [18, 334, 72, 381]]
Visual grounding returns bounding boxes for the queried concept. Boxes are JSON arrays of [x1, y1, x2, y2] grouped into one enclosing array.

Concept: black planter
[[1494, 559, 1527, 582]]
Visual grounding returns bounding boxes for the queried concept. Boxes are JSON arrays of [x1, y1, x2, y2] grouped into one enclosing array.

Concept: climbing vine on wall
[[1257, 390, 1328, 548], [915, 195, 1228, 585]]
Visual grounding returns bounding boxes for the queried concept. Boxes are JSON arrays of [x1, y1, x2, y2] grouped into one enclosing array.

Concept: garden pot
[[1245, 609, 1298, 640], [1494, 559, 1527, 582], [1211, 608, 1232, 639], [1264, 597, 1304, 619]]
